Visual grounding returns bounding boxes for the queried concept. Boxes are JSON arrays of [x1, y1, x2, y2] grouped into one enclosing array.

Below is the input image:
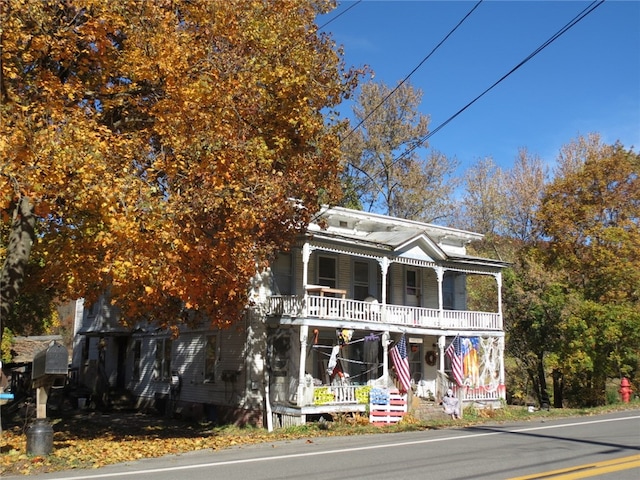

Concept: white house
[[71, 206, 508, 427]]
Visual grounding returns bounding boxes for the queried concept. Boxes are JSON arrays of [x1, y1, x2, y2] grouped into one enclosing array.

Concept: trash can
[[26, 418, 54, 456]]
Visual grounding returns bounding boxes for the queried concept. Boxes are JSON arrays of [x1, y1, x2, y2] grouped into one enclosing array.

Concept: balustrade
[[266, 295, 501, 331]]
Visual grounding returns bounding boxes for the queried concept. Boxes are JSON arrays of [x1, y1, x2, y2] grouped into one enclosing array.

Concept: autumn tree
[[340, 80, 458, 222], [0, 0, 362, 340], [504, 148, 548, 243], [454, 157, 507, 238], [536, 134, 640, 405]]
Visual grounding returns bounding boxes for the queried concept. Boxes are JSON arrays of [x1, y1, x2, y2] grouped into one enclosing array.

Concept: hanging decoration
[[425, 350, 437, 366]]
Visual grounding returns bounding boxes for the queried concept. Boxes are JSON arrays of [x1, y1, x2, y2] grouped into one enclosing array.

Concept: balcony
[[266, 295, 502, 331]]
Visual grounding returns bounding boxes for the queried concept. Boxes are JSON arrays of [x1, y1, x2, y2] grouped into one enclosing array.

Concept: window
[[443, 272, 455, 309], [204, 335, 217, 382], [132, 339, 141, 380], [318, 255, 336, 288], [81, 337, 90, 364], [272, 252, 293, 295], [408, 339, 423, 382], [353, 260, 370, 300], [154, 338, 172, 381], [406, 269, 418, 296]]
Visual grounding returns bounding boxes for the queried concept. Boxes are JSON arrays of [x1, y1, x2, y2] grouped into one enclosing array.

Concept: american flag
[[445, 335, 464, 386], [390, 335, 411, 392]]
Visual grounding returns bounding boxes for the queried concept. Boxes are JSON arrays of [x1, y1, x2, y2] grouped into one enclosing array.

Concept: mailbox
[[32, 342, 68, 382]]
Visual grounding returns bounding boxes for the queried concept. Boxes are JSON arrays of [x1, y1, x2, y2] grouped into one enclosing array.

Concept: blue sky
[[318, 0, 640, 175]]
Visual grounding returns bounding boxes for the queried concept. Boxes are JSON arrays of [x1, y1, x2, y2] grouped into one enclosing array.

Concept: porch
[[269, 380, 504, 427], [266, 295, 502, 331]]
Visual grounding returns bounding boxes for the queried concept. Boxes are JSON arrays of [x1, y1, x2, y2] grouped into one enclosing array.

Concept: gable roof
[[307, 206, 508, 267]]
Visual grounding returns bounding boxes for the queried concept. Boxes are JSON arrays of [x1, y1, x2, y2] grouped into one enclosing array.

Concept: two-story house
[[71, 206, 508, 427]]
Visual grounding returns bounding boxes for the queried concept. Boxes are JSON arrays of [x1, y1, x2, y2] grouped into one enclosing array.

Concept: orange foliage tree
[[0, 0, 362, 337]]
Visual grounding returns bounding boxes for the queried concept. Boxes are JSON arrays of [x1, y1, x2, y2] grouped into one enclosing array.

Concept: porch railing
[[266, 295, 502, 331], [312, 385, 361, 405], [306, 383, 501, 407]]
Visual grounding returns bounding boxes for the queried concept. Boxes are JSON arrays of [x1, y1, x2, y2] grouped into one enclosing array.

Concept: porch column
[[378, 257, 389, 321], [297, 325, 309, 407], [438, 335, 446, 371], [302, 243, 311, 316], [382, 331, 390, 385], [498, 336, 506, 399], [436, 267, 444, 325], [302, 243, 311, 288], [494, 271, 503, 316]]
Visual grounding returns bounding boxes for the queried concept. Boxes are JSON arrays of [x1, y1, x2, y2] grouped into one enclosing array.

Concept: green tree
[[0, 0, 362, 340], [537, 134, 640, 405], [503, 250, 575, 407]]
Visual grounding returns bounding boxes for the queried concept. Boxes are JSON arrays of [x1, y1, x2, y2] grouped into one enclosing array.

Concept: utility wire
[[316, 0, 363, 32], [385, 0, 606, 169], [341, 0, 484, 143]]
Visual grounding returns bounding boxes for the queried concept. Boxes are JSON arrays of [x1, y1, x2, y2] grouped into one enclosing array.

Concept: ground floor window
[[204, 335, 217, 383], [154, 338, 172, 381], [132, 339, 141, 380]]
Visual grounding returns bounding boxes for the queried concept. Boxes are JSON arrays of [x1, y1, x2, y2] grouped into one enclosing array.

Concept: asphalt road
[[13, 410, 640, 480]]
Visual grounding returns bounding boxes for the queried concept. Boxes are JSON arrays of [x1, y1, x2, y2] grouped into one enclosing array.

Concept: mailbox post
[[27, 342, 68, 456]]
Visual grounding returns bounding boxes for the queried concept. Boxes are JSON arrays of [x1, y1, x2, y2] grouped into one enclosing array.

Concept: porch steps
[[410, 396, 449, 421]]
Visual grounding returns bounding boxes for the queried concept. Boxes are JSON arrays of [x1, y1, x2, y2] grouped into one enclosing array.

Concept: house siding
[[422, 268, 439, 308], [71, 206, 507, 427]]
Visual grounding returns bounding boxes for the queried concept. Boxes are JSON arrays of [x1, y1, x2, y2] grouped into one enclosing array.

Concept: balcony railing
[[266, 295, 502, 331]]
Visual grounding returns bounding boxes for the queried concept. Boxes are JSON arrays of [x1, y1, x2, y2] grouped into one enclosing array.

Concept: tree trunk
[[0, 195, 36, 343], [536, 352, 549, 407], [552, 368, 564, 408]]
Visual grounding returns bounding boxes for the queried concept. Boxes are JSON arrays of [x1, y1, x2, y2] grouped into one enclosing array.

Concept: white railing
[[311, 385, 360, 405], [452, 384, 504, 402], [266, 295, 502, 331]]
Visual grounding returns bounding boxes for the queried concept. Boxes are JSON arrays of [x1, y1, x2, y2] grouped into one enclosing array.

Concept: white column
[[438, 335, 446, 371], [436, 267, 444, 325], [495, 271, 503, 315], [378, 257, 389, 322], [382, 331, 390, 385], [302, 243, 311, 288], [297, 325, 309, 406], [302, 243, 311, 316], [498, 336, 506, 400]]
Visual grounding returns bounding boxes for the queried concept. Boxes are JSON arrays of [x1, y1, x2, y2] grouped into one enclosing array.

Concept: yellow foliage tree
[[0, 0, 361, 336]]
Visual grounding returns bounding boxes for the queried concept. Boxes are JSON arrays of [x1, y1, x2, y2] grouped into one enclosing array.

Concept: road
[[13, 410, 640, 480]]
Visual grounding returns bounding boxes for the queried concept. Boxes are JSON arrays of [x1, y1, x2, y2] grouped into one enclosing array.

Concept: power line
[[341, 0, 484, 143], [387, 0, 606, 168], [316, 1, 363, 32]]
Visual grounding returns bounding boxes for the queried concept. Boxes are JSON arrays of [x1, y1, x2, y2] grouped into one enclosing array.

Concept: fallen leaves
[[0, 412, 329, 476]]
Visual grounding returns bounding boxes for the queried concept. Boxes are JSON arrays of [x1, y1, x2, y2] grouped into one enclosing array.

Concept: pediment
[[393, 233, 447, 262]]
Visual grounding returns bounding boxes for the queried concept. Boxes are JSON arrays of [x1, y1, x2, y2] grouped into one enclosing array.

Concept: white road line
[[44, 414, 640, 480]]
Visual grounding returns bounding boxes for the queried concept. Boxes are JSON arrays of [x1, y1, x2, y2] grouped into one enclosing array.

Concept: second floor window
[[406, 269, 418, 296], [272, 252, 293, 295], [353, 260, 370, 300], [318, 255, 336, 288]]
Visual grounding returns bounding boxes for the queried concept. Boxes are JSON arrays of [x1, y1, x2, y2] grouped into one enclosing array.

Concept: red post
[[619, 378, 632, 403]]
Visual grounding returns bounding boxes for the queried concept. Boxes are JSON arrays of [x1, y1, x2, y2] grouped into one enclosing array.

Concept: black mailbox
[[32, 342, 68, 382]]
